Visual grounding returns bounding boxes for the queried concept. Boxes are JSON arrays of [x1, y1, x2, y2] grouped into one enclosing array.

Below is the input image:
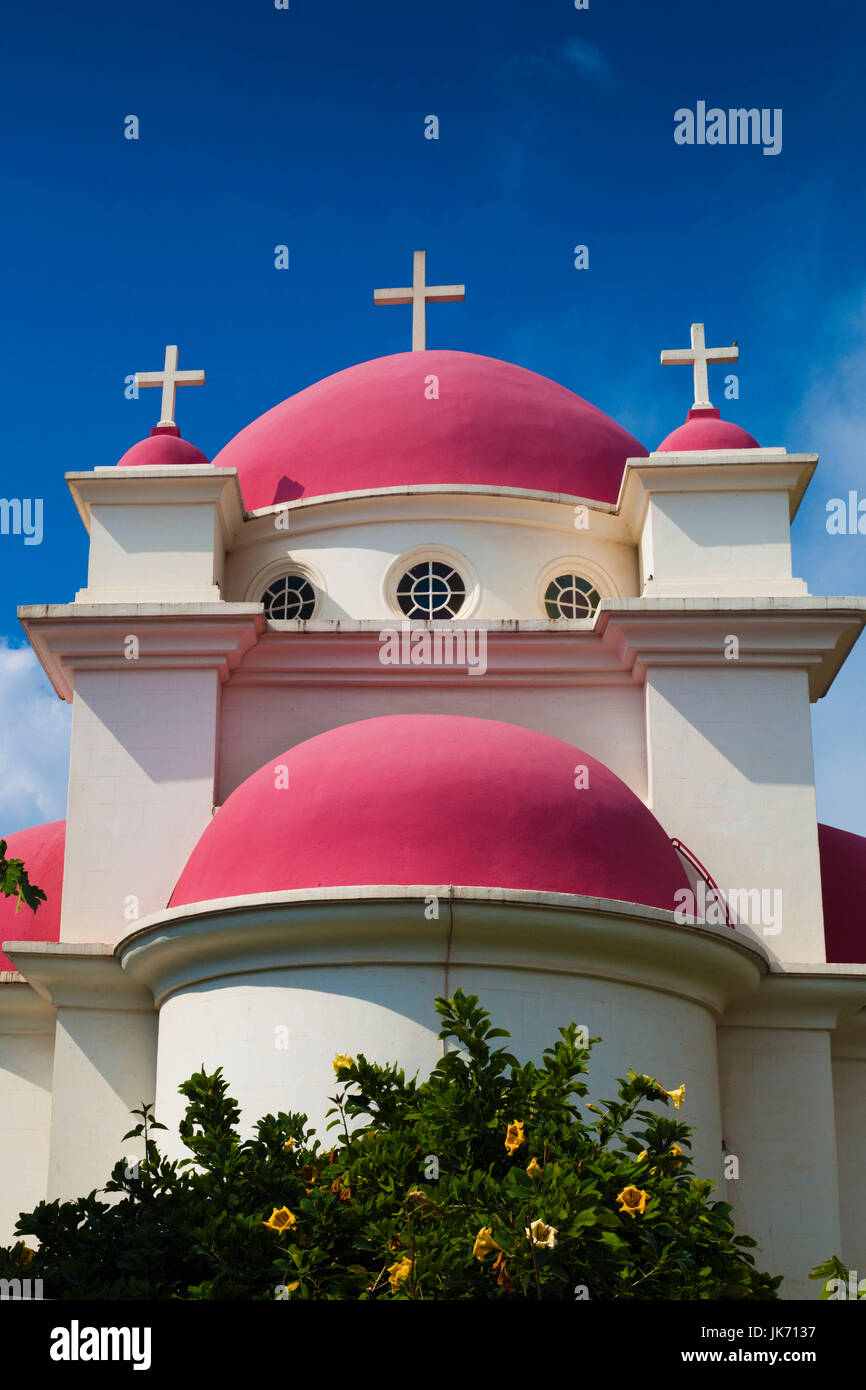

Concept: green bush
[[0, 990, 781, 1299]]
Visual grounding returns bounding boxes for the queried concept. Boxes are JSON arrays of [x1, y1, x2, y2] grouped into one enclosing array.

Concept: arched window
[[261, 573, 317, 620], [543, 573, 601, 620], [396, 560, 467, 618]]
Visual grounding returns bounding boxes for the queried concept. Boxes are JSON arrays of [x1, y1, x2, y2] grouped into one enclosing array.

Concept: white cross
[[374, 250, 465, 351], [660, 323, 738, 411], [135, 345, 206, 428]]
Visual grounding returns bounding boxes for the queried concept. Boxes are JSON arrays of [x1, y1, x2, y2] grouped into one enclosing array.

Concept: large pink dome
[[818, 823, 866, 964], [170, 715, 688, 911], [0, 820, 65, 971], [211, 351, 648, 510]]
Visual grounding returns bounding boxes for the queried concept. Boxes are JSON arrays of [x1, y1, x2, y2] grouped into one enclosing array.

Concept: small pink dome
[[117, 432, 210, 468], [170, 715, 688, 911], [0, 820, 65, 971], [818, 824, 866, 963], [658, 408, 759, 452], [211, 351, 648, 510]]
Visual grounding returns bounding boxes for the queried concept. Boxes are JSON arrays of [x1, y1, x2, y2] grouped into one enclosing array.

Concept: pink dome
[[0, 820, 65, 971], [170, 715, 688, 911], [117, 431, 210, 468], [658, 407, 759, 452], [818, 823, 866, 963], [211, 351, 648, 510]]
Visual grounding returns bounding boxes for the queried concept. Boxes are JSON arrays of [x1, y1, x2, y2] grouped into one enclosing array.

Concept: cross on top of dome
[[134, 345, 205, 430], [660, 322, 738, 411], [374, 250, 465, 351]]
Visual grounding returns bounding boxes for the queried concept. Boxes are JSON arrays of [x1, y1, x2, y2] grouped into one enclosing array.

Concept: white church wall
[[0, 1004, 53, 1245], [48, 1005, 157, 1206], [153, 966, 445, 1149], [446, 966, 724, 1184], [224, 503, 640, 620], [216, 681, 648, 807], [645, 667, 825, 963], [152, 964, 722, 1186], [62, 668, 220, 942], [832, 1055, 866, 1273], [82, 503, 221, 601], [718, 1025, 843, 1300], [643, 492, 802, 598]]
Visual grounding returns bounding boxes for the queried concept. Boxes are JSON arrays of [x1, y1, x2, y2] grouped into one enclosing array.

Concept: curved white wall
[[153, 962, 722, 1182], [224, 493, 639, 621]]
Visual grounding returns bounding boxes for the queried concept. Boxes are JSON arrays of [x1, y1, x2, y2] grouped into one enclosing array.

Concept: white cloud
[[504, 37, 615, 90], [561, 37, 614, 88], [789, 293, 866, 495], [0, 641, 71, 834]]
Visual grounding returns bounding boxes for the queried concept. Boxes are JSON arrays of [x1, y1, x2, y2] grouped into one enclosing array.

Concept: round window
[[261, 574, 317, 620], [544, 574, 601, 620], [396, 560, 466, 618]]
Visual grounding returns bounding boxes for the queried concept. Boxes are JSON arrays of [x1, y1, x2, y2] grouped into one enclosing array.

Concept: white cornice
[[594, 599, 866, 700], [17, 605, 265, 702], [233, 485, 625, 550], [618, 450, 817, 535], [115, 886, 768, 1014], [15, 601, 865, 702], [66, 468, 246, 545], [0, 973, 56, 1031], [1, 942, 153, 1012], [721, 969, 866, 1031], [206, 602, 866, 701], [246, 481, 619, 519]]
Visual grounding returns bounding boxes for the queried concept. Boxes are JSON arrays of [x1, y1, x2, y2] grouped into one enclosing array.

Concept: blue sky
[[1, 0, 865, 833]]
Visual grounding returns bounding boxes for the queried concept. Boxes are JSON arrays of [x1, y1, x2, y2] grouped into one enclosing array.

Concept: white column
[[5, 946, 157, 1206], [718, 976, 866, 1297], [20, 608, 263, 946], [62, 666, 221, 942], [832, 1011, 866, 1273], [645, 665, 825, 963], [0, 980, 54, 1243]]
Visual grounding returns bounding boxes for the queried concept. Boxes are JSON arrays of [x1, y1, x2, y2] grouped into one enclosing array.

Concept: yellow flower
[[263, 1205, 297, 1232], [526, 1156, 544, 1180], [388, 1256, 412, 1293], [330, 1176, 352, 1203], [665, 1084, 686, 1110], [617, 1186, 650, 1219], [333, 1053, 355, 1076], [15, 1244, 35, 1267], [526, 1218, 557, 1249], [492, 1251, 512, 1291], [504, 1120, 527, 1155], [636, 1150, 649, 1163], [283, 1137, 296, 1152], [670, 1142, 684, 1161], [473, 1226, 503, 1261]]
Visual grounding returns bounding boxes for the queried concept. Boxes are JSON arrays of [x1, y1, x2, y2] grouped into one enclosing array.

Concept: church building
[[1, 256, 865, 1299]]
